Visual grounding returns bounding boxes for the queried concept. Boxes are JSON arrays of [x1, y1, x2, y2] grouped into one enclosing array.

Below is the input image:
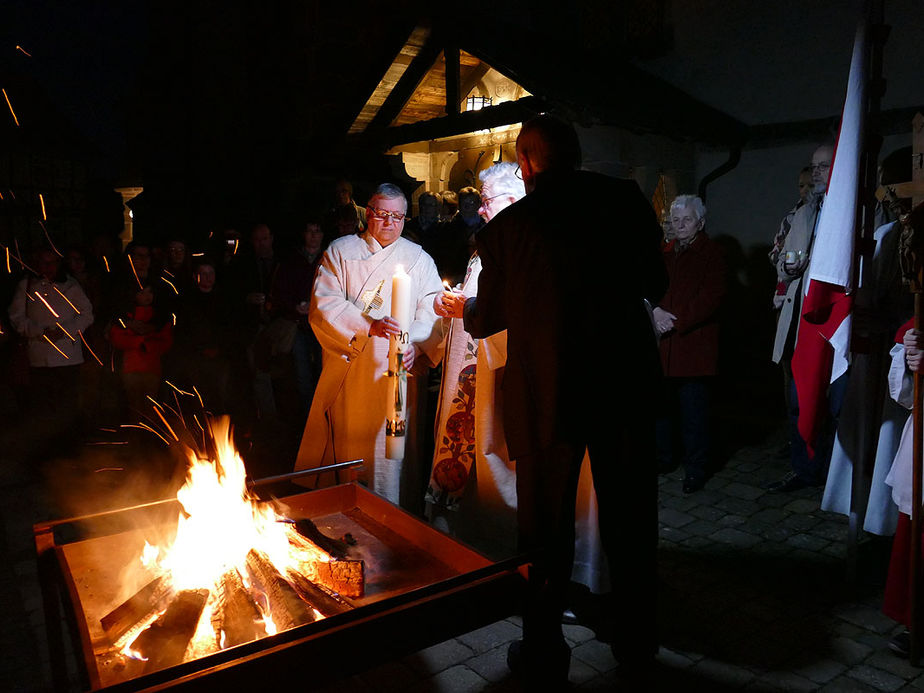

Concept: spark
[[118, 318, 126, 329], [127, 254, 143, 290], [94, 467, 126, 472], [102, 256, 110, 273], [121, 423, 171, 447], [233, 238, 239, 255], [165, 380, 195, 397], [38, 221, 61, 257], [43, 334, 68, 359], [78, 331, 103, 365], [34, 291, 60, 317], [4, 246, 9, 273], [151, 404, 180, 442], [53, 286, 80, 314], [8, 190, 15, 200], [56, 322, 76, 342], [193, 386, 204, 408], [161, 276, 179, 295], [38, 193, 47, 221], [15, 45, 31, 57], [172, 312, 176, 326], [2, 88, 20, 127]]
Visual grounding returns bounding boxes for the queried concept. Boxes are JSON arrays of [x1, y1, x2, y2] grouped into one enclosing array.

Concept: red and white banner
[[791, 6, 870, 458]]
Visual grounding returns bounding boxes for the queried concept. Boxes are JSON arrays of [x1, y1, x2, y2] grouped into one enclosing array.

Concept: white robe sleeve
[[889, 342, 914, 410], [309, 246, 373, 362]]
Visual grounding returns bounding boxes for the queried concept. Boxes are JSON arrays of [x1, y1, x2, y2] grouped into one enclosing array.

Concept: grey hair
[[478, 162, 526, 201], [369, 183, 407, 208], [670, 194, 706, 221]]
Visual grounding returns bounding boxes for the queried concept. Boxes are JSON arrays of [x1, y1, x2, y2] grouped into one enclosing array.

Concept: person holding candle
[[293, 183, 443, 508], [461, 115, 667, 684]]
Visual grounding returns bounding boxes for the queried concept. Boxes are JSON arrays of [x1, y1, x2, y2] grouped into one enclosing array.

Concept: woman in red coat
[[652, 195, 727, 494]]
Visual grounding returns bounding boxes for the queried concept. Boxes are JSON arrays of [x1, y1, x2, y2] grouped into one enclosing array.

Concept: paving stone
[[819, 675, 881, 692], [463, 645, 510, 684], [410, 665, 489, 693], [689, 658, 758, 688], [404, 639, 476, 676], [688, 505, 729, 522], [714, 495, 758, 515], [747, 670, 822, 692], [710, 527, 763, 548], [791, 657, 848, 684], [830, 635, 875, 665], [659, 507, 696, 528], [562, 624, 596, 645], [721, 481, 765, 501], [784, 498, 822, 515], [455, 620, 521, 654], [786, 532, 830, 552], [846, 664, 906, 692], [570, 639, 617, 673], [356, 659, 421, 692], [718, 513, 748, 527], [865, 650, 924, 681], [833, 606, 900, 635]]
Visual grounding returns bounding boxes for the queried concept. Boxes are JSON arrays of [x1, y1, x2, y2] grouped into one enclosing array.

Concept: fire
[[115, 415, 350, 666]]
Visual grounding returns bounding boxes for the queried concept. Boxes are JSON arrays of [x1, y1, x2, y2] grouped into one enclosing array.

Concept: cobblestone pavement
[[3, 421, 923, 691]]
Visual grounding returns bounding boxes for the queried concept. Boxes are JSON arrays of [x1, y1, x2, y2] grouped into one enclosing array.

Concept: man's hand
[[905, 328, 924, 372], [402, 343, 417, 371], [652, 307, 676, 336], [369, 316, 402, 338], [434, 290, 467, 319], [782, 252, 810, 277]]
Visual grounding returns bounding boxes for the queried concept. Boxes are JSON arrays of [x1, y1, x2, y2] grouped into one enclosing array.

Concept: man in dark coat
[[462, 115, 667, 684]]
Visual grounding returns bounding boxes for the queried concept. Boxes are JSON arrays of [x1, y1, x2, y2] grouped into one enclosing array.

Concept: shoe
[[507, 639, 570, 684], [682, 476, 705, 494], [889, 629, 910, 658], [764, 471, 809, 493]]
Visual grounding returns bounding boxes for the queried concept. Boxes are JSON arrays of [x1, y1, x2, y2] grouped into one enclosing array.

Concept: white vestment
[[294, 234, 443, 506], [821, 221, 909, 534], [426, 255, 609, 592], [885, 341, 920, 517]]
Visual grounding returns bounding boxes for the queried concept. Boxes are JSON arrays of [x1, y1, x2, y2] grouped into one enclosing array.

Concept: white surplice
[[294, 233, 443, 507]]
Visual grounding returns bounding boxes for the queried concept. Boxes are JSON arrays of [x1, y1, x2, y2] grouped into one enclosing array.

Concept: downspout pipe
[[697, 142, 744, 203]]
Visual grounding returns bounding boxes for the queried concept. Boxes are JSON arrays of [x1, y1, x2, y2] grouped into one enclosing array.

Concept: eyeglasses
[[479, 193, 505, 207], [369, 207, 406, 222], [811, 162, 831, 172], [514, 166, 522, 180]]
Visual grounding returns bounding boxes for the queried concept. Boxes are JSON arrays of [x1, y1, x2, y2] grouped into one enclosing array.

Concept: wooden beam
[[445, 46, 460, 116], [368, 39, 444, 130]]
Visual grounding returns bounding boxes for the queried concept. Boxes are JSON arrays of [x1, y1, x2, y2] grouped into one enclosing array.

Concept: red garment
[[109, 305, 173, 376], [657, 233, 727, 377], [883, 512, 919, 627]]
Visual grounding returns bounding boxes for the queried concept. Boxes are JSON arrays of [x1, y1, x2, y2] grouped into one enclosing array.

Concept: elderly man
[[294, 183, 443, 506], [652, 195, 726, 494], [767, 143, 848, 492], [462, 116, 667, 684]]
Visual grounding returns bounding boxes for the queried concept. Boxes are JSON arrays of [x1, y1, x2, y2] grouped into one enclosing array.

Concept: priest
[[294, 183, 444, 506]]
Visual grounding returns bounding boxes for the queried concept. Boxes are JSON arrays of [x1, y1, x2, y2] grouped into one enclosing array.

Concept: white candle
[[386, 264, 412, 461], [391, 264, 411, 352]]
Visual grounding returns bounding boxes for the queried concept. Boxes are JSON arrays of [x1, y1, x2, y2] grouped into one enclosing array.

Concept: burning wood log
[[245, 549, 317, 631], [284, 569, 353, 617], [287, 526, 364, 598], [294, 518, 352, 559], [211, 568, 266, 648], [101, 575, 173, 643], [131, 588, 209, 672]]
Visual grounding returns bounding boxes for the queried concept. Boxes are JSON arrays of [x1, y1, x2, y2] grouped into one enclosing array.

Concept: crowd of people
[[2, 115, 923, 683]]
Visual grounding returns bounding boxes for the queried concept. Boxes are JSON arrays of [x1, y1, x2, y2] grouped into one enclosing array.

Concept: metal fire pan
[[36, 483, 526, 691]]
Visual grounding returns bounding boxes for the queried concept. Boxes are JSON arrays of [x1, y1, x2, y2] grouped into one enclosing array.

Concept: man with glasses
[[768, 143, 841, 493], [462, 115, 667, 684], [294, 183, 443, 508]]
